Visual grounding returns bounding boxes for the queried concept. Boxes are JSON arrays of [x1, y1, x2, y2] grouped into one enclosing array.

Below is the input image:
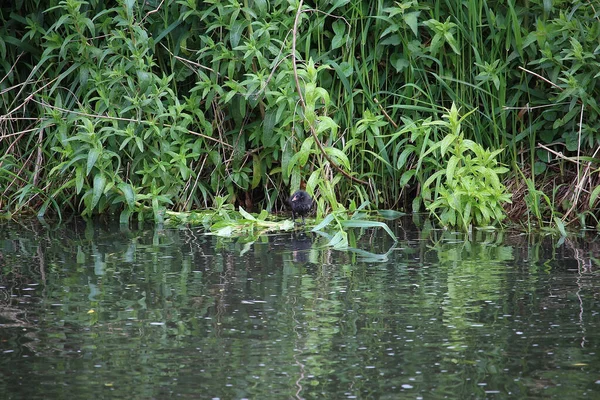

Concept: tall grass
[[0, 0, 599, 229]]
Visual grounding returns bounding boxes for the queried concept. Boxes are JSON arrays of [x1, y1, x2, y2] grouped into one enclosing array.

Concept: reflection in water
[[0, 218, 599, 399]]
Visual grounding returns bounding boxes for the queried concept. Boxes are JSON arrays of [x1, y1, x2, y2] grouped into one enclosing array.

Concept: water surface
[[1, 218, 599, 399]]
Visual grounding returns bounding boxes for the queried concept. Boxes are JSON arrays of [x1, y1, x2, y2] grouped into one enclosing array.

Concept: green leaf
[[119, 209, 131, 224], [306, 168, 321, 195], [239, 206, 256, 221], [87, 148, 101, 175], [378, 210, 406, 220], [311, 213, 336, 231], [324, 147, 351, 170], [554, 216, 567, 237], [75, 166, 84, 194], [91, 173, 107, 210], [316, 116, 339, 136], [590, 185, 600, 208], [253, 0, 267, 15], [533, 161, 546, 175], [297, 136, 315, 167], [251, 155, 262, 189], [397, 146, 415, 169], [391, 53, 409, 73], [117, 182, 135, 208], [210, 225, 236, 237], [400, 169, 415, 186], [230, 20, 245, 48], [446, 155, 459, 182], [332, 34, 344, 50], [341, 220, 397, 241], [327, 230, 348, 249], [404, 11, 420, 36]]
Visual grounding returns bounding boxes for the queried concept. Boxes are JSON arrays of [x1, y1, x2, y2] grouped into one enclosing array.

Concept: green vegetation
[[1, 0, 599, 232]]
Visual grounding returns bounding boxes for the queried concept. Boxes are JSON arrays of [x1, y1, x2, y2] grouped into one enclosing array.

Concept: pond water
[[1, 217, 599, 399]]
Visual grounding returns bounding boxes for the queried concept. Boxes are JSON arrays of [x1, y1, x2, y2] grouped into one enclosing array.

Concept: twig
[[518, 66, 563, 91], [563, 104, 600, 221], [374, 97, 398, 129], [0, 52, 23, 87], [33, 128, 44, 187], [0, 126, 40, 140], [536, 143, 582, 165], [2, 76, 59, 119], [142, 0, 164, 23], [292, 1, 367, 186], [160, 43, 217, 75], [503, 102, 570, 111]]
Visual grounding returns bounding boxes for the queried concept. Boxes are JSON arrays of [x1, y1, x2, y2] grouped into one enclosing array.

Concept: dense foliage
[[1, 0, 599, 230]]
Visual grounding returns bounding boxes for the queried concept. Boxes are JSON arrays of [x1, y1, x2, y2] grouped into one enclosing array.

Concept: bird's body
[[289, 190, 313, 225]]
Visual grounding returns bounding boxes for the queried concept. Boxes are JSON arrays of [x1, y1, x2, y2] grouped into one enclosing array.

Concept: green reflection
[[0, 220, 599, 399]]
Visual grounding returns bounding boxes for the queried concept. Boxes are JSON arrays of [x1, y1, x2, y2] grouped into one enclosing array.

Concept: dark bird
[[289, 190, 313, 225]]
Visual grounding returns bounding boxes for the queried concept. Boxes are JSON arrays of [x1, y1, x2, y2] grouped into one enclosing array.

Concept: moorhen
[[289, 190, 313, 225]]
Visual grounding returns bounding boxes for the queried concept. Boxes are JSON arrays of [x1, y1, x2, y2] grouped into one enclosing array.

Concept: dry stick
[[291, 0, 367, 186], [160, 43, 217, 75], [0, 52, 24, 88], [517, 66, 595, 221], [16, 180, 52, 213], [0, 81, 30, 97], [184, 153, 209, 210], [503, 102, 570, 111], [142, 0, 165, 24], [6, 56, 56, 113], [0, 126, 40, 140], [536, 143, 581, 165], [518, 66, 563, 91], [2, 75, 59, 120], [563, 108, 600, 222], [374, 97, 398, 129], [575, 102, 584, 191], [33, 128, 44, 187], [4, 137, 38, 196], [0, 124, 38, 171]]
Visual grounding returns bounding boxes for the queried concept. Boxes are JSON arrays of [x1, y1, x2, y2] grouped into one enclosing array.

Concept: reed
[[0, 0, 598, 231]]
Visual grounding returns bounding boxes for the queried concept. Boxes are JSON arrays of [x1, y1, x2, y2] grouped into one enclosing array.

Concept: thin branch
[[0, 52, 24, 87], [142, 0, 165, 24], [0, 126, 40, 140], [33, 128, 44, 187], [2, 76, 59, 119], [536, 143, 582, 165], [518, 66, 563, 91], [160, 43, 217, 75], [503, 102, 570, 111], [563, 104, 600, 221], [374, 97, 398, 129]]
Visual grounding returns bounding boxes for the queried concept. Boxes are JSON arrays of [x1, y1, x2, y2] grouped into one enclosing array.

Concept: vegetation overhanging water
[[1, 1, 600, 232]]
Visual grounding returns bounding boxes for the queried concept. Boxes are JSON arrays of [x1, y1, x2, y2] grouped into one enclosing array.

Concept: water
[[1, 218, 599, 399]]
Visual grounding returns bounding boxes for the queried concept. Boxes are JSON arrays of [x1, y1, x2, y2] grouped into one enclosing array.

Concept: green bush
[[0, 0, 599, 229], [422, 104, 512, 230]]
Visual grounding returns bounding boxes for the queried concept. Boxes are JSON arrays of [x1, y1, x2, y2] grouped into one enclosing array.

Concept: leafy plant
[[1, 0, 600, 231], [422, 104, 512, 230]]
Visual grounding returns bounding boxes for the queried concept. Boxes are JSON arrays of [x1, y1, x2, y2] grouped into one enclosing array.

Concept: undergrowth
[[0, 0, 599, 233]]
